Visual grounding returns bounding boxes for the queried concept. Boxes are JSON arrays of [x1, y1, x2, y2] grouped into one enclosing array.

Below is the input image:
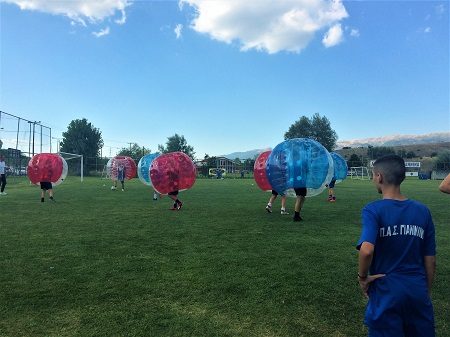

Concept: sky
[[0, 0, 449, 159]]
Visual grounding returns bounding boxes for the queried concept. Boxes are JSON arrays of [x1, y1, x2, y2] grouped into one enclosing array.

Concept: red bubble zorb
[[107, 156, 137, 181], [253, 150, 272, 192], [27, 153, 68, 186], [150, 152, 197, 195]]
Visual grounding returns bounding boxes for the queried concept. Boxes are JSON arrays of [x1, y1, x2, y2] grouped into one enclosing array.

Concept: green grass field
[[1, 177, 449, 337]]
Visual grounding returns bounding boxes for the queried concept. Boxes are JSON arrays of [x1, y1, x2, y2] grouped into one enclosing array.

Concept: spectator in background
[[0, 155, 7, 196]]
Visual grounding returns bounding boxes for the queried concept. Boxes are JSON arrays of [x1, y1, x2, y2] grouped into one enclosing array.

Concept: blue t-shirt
[[357, 199, 436, 277], [117, 167, 126, 181]]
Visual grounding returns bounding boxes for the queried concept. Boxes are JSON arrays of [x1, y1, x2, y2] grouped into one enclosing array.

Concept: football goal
[[349, 166, 370, 180], [59, 152, 84, 182]]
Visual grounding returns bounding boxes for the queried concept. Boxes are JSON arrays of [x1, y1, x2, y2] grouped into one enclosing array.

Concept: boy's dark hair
[[373, 155, 406, 186]]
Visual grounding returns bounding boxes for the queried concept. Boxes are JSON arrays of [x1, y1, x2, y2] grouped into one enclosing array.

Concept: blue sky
[[0, 0, 448, 158]]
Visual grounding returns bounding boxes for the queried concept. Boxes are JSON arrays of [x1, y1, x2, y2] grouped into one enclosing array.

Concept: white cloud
[[424, 27, 431, 33], [180, 0, 348, 54], [174, 24, 183, 39], [115, 9, 127, 25], [92, 26, 110, 37], [322, 23, 343, 47], [350, 28, 360, 37], [435, 4, 445, 16], [3, 0, 131, 25]]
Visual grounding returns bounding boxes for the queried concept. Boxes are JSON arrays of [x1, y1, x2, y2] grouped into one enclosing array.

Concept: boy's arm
[[424, 255, 436, 294], [358, 242, 385, 298], [439, 174, 450, 194]]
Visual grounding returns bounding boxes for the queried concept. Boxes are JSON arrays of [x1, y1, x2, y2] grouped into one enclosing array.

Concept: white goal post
[[59, 152, 84, 182], [349, 166, 370, 180]]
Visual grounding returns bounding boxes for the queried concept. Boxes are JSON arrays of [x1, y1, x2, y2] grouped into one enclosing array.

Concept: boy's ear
[[374, 171, 383, 184]]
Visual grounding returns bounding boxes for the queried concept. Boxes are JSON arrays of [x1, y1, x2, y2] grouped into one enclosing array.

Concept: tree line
[[56, 116, 449, 175]]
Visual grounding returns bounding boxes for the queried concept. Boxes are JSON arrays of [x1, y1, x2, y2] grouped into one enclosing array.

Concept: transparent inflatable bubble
[[253, 150, 272, 191], [137, 153, 160, 186], [330, 152, 348, 183], [27, 153, 68, 186], [266, 138, 333, 197], [107, 156, 137, 180], [150, 152, 197, 195]]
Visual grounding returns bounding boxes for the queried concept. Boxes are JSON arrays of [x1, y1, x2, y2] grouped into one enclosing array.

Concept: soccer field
[[1, 177, 449, 337]]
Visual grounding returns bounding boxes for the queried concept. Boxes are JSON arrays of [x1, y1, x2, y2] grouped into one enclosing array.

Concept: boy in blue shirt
[[357, 155, 436, 337]]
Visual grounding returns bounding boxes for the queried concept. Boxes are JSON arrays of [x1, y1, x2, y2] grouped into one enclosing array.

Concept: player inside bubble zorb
[[330, 152, 348, 183], [253, 150, 272, 191], [107, 156, 136, 191], [27, 153, 68, 186], [266, 138, 333, 197], [150, 152, 196, 195], [137, 153, 160, 186]]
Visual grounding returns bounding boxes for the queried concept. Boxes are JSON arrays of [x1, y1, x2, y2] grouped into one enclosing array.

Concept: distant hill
[[335, 141, 450, 160], [221, 149, 267, 160], [336, 132, 449, 148], [222, 132, 450, 160]]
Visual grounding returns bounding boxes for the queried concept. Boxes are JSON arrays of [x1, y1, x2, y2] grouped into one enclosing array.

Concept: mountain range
[[221, 132, 450, 160]]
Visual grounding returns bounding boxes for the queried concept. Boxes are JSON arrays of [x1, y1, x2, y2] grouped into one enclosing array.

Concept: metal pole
[[81, 156, 84, 182], [50, 128, 52, 153], [32, 122, 35, 157], [16, 118, 20, 150], [40, 124, 43, 153], [28, 122, 32, 158], [16, 118, 20, 172]]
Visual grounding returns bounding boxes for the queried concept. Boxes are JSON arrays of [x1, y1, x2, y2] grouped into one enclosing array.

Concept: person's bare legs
[[266, 194, 277, 213], [293, 196, 305, 221], [280, 195, 289, 214]]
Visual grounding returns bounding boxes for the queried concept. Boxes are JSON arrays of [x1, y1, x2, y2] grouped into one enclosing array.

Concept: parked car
[[12, 167, 27, 176]]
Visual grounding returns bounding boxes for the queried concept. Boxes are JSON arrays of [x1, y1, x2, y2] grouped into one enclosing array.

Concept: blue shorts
[[365, 274, 435, 337]]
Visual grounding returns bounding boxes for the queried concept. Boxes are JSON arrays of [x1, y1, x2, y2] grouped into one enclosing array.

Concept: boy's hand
[[358, 274, 385, 299]]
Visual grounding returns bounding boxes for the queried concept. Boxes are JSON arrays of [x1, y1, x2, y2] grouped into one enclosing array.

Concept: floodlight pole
[[31, 121, 41, 156]]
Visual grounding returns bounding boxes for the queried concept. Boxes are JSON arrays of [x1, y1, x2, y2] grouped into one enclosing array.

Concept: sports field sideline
[[1, 177, 449, 337]]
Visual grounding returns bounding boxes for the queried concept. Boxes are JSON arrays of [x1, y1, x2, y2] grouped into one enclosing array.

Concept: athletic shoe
[[265, 205, 272, 213], [177, 201, 183, 210], [121, 189, 124, 192], [50, 197, 55, 202], [293, 215, 303, 222], [0, 192, 7, 195], [281, 210, 289, 215]]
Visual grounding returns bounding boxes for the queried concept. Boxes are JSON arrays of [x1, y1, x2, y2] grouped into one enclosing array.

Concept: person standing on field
[[357, 155, 436, 337], [0, 155, 7, 196]]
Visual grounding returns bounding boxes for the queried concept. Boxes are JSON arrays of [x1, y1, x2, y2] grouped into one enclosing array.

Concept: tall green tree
[[118, 143, 151, 161], [348, 154, 363, 167], [158, 134, 195, 159], [60, 118, 103, 158], [434, 150, 450, 170], [284, 113, 337, 151], [370, 146, 395, 159]]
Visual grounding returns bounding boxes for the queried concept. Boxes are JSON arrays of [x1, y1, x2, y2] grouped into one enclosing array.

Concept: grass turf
[[0, 177, 449, 337]]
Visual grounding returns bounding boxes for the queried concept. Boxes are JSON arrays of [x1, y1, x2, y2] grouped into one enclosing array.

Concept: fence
[[0, 111, 53, 161]]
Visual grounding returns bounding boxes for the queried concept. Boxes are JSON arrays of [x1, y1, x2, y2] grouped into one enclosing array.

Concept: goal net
[[349, 166, 370, 180], [59, 152, 84, 182]]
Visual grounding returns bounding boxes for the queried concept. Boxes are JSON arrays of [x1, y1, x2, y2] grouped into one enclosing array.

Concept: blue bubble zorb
[[138, 153, 160, 186], [330, 152, 348, 182], [266, 138, 333, 197]]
